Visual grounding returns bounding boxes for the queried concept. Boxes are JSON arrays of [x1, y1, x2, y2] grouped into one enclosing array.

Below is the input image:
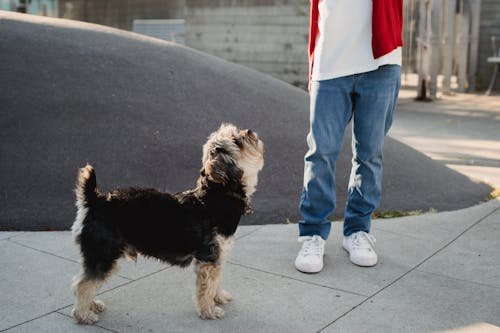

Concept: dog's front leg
[[213, 261, 232, 305], [214, 286, 232, 305], [214, 236, 233, 305], [194, 260, 225, 319]]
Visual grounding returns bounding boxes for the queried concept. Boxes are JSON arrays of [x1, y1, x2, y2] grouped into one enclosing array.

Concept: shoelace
[[351, 232, 376, 250], [300, 236, 323, 256]]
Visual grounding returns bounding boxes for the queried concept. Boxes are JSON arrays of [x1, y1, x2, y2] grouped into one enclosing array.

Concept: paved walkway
[[393, 89, 500, 189], [1, 197, 499, 332]]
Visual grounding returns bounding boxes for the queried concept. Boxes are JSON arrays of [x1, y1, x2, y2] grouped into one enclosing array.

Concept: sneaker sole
[[295, 265, 324, 274], [342, 244, 377, 267], [294, 256, 325, 274]]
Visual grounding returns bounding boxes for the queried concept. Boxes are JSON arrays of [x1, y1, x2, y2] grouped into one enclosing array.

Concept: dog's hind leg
[[194, 260, 225, 319], [72, 252, 120, 324], [71, 270, 105, 324]]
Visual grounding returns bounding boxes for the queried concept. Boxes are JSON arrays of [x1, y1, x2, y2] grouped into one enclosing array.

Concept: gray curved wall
[[0, 12, 492, 230]]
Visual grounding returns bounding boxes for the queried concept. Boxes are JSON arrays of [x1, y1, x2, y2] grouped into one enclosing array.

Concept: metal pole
[[417, 0, 431, 100], [429, 0, 442, 98], [442, 0, 457, 93], [457, 0, 470, 92], [467, 0, 481, 92]]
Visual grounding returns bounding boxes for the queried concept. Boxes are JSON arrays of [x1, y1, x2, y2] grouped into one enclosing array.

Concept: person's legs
[[296, 76, 353, 273], [344, 65, 401, 236], [341, 65, 400, 267], [299, 77, 354, 240]]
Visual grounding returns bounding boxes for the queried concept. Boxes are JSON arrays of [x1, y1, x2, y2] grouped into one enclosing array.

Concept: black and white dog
[[71, 123, 264, 324]]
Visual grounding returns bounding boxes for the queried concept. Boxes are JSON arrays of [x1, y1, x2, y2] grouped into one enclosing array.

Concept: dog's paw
[[72, 308, 99, 325], [91, 300, 106, 313], [213, 306, 225, 318], [199, 306, 225, 319], [215, 289, 232, 304]]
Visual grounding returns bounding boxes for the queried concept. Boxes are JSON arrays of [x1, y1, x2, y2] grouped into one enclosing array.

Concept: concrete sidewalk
[[393, 89, 500, 189], [1, 198, 499, 333]]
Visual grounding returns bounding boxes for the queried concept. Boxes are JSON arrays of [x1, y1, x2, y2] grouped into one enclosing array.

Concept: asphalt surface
[[0, 12, 492, 230]]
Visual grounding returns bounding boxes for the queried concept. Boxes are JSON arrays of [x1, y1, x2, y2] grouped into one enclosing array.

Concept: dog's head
[[200, 123, 264, 201]]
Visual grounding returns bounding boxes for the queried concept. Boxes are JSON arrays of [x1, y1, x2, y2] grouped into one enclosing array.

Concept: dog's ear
[[204, 148, 243, 185]]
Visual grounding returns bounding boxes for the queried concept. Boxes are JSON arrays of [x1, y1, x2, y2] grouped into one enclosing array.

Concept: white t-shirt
[[312, 0, 402, 81]]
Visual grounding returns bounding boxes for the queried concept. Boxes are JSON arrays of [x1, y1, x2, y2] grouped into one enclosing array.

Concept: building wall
[[185, 0, 309, 88], [58, 0, 185, 30], [0, 0, 23, 11], [477, 0, 500, 91], [0, 0, 58, 16], [3, 0, 498, 91]]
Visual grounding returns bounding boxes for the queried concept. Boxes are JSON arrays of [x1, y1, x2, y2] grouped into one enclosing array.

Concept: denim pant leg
[[344, 65, 401, 236], [299, 77, 353, 240]]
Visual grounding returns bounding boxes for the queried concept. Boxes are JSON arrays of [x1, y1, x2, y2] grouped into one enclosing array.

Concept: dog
[[71, 123, 264, 324]]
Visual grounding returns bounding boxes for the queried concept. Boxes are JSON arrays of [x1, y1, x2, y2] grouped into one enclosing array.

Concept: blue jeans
[[299, 65, 401, 239]]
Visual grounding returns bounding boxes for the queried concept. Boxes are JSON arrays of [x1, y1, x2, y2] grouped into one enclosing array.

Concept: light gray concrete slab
[[7, 228, 265, 281], [116, 257, 170, 281], [3, 312, 112, 333], [417, 212, 500, 288], [234, 225, 265, 240], [228, 223, 445, 296], [9, 231, 79, 260], [372, 199, 500, 244], [0, 240, 128, 331], [110, 257, 168, 281], [9, 231, 168, 280], [60, 262, 364, 333], [322, 270, 500, 333], [477, 203, 500, 230], [393, 90, 500, 189], [0, 232, 22, 241]]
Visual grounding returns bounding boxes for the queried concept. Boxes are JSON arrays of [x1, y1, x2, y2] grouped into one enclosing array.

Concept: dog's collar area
[[223, 191, 252, 215], [222, 191, 252, 216], [197, 178, 252, 215]]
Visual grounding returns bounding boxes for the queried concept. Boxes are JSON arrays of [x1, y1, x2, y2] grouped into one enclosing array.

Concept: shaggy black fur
[[74, 164, 248, 280]]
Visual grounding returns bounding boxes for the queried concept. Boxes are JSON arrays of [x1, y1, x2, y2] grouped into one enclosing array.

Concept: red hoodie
[[308, 0, 403, 82]]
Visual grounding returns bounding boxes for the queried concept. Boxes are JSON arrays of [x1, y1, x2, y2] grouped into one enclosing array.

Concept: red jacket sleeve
[[371, 0, 403, 59], [308, 0, 319, 83]]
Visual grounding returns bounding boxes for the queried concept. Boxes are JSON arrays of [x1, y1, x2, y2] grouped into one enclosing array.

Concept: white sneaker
[[295, 235, 326, 273], [342, 231, 378, 267]]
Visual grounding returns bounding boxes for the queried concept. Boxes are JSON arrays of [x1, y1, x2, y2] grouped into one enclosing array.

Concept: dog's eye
[[211, 146, 227, 155], [233, 137, 243, 148]]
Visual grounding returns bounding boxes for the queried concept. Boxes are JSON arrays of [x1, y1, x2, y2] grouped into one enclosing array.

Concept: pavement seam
[[95, 265, 173, 297], [5, 238, 170, 281], [0, 303, 118, 333], [235, 225, 267, 240], [55, 312, 119, 333], [0, 259, 171, 332], [227, 261, 369, 298], [415, 268, 500, 291], [6, 238, 81, 264], [30, 266, 173, 332], [315, 205, 500, 333]]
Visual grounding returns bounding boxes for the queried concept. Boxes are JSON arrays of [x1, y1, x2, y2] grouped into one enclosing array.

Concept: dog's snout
[[247, 129, 253, 135]]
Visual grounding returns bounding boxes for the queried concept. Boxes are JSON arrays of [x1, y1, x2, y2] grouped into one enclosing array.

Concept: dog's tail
[[75, 164, 99, 207]]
